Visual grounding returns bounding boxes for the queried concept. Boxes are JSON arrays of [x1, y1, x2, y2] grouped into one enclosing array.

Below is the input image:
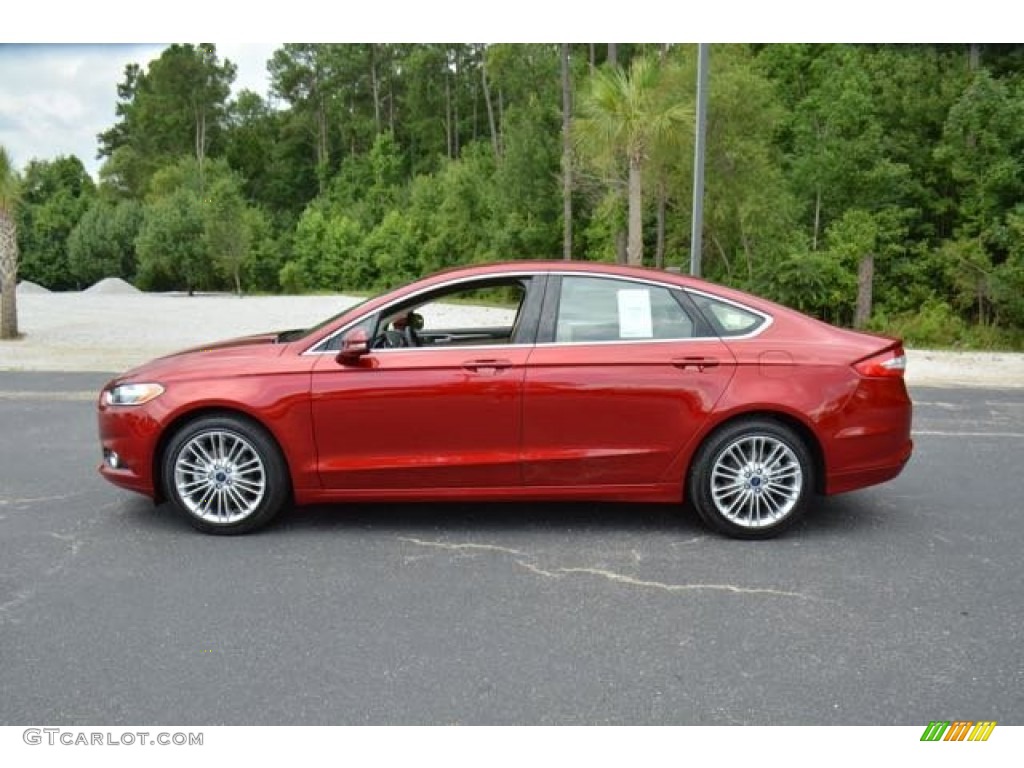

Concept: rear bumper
[[826, 438, 913, 495], [824, 377, 914, 495]]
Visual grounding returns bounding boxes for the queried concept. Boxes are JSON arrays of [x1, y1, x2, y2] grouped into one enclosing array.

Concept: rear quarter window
[[689, 293, 768, 337]]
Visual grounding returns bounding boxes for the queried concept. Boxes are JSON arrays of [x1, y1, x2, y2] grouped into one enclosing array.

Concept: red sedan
[[97, 261, 913, 538]]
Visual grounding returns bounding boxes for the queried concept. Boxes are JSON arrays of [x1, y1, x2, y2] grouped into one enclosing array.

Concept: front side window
[[554, 276, 698, 343], [370, 277, 530, 350], [315, 276, 534, 353]]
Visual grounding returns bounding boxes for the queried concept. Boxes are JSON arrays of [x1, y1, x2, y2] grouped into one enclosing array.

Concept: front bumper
[[97, 399, 162, 498]]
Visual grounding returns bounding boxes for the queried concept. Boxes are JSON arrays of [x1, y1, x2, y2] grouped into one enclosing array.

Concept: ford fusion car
[[97, 261, 913, 538]]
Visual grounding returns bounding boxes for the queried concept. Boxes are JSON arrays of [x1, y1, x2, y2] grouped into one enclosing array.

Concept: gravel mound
[[16, 280, 51, 294], [84, 277, 142, 295]]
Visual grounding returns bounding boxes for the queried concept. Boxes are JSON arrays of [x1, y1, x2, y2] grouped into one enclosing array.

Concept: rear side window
[[689, 293, 767, 337], [555, 276, 698, 342]]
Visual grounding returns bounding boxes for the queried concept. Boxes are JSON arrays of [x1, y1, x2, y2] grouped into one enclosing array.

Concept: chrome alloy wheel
[[172, 429, 267, 524], [709, 434, 803, 528]]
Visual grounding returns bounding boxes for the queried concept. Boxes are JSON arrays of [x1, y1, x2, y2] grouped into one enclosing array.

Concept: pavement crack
[[45, 532, 85, 574], [0, 588, 36, 623], [515, 561, 816, 600], [0, 491, 91, 507], [398, 536, 525, 557], [400, 536, 818, 601]]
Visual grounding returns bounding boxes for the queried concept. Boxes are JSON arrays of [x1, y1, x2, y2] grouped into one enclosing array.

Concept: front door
[[310, 275, 539, 490]]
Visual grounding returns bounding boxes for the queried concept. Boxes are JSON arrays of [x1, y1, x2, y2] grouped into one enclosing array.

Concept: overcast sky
[[0, 43, 279, 178]]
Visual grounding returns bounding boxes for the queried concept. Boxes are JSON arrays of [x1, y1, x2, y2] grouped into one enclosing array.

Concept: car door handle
[[672, 356, 719, 371], [462, 358, 513, 373]]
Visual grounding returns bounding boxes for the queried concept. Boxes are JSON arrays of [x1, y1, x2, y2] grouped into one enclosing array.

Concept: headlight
[[103, 382, 165, 406]]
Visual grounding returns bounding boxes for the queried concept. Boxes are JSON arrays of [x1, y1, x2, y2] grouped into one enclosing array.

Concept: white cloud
[[0, 43, 278, 179]]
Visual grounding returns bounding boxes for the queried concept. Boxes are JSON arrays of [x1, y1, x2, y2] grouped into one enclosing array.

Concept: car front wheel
[[162, 415, 289, 535], [688, 419, 813, 539]]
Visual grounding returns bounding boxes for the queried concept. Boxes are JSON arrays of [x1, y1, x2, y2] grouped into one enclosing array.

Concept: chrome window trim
[[303, 269, 773, 356]]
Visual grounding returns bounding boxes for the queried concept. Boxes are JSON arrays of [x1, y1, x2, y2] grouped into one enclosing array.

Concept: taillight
[[854, 347, 907, 378]]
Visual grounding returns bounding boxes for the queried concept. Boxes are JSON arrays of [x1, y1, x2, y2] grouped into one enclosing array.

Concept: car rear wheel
[[688, 419, 813, 539], [162, 415, 289, 535]]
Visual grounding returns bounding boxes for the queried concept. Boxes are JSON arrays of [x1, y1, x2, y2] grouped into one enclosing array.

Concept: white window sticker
[[616, 289, 653, 338]]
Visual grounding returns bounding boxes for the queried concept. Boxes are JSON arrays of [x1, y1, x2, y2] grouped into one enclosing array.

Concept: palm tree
[[0, 146, 21, 339], [575, 55, 690, 266]]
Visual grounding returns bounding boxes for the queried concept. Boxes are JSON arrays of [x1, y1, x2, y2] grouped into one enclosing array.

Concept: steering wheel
[[372, 330, 408, 349]]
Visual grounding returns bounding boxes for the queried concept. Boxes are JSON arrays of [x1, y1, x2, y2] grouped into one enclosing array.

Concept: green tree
[[491, 103, 561, 259], [0, 146, 21, 339], [98, 45, 236, 196], [764, 46, 910, 250], [203, 174, 250, 295], [575, 55, 690, 265], [269, 44, 342, 194], [135, 189, 208, 293], [16, 155, 96, 289], [67, 199, 143, 285], [935, 68, 1024, 325], [240, 207, 284, 293], [699, 45, 799, 283], [289, 204, 366, 291]]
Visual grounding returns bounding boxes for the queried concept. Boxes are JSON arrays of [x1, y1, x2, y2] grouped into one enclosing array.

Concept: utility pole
[[690, 43, 709, 277]]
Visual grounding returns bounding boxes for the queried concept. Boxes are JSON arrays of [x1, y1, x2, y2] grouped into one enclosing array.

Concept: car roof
[[427, 260, 765, 307]]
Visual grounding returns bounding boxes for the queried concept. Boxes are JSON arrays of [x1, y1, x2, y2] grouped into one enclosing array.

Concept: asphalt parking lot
[[0, 371, 1021, 725]]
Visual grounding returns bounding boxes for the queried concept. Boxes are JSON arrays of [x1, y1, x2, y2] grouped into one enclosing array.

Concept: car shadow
[[275, 499, 697, 536], [274, 493, 885, 539], [119, 492, 888, 539]]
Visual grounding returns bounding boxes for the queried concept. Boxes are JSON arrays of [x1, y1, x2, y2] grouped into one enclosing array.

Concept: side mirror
[[336, 328, 370, 365]]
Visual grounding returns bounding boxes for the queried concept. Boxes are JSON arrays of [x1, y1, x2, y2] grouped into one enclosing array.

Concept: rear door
[[521, 274, 736, 487]]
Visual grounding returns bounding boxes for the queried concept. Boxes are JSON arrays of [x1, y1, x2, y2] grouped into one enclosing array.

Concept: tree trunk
[[388, 67, 396, 134], [481, 56, 500, 160], [560, 43, 573, 261], [739, 213, 754, 281], [627, 155, 643, 266], [452, 48, 461, 158], [969, 43, 981, 70], [194, 101, 208, 194], [369, 45, 382, 134], [445, 70, 453, 159], [0, 216, 18, 339], [615, 230, 627, 265], [316, 92, 329, 195], [655, 186, 666, 269], [498, 88, 505, 154], [589, 43, 595, 75], [812, 187, 822, 251], [854, 253, 874, 329], [607, 43, 618, 68], [711, 234, 733, 277]]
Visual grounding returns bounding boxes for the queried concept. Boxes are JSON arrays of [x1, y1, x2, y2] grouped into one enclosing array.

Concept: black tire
[[688, 419, 814, 539], [161, 415, 290, 535]]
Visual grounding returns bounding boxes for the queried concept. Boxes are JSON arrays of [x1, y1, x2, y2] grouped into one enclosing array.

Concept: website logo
[[920, 721, 996, 742]]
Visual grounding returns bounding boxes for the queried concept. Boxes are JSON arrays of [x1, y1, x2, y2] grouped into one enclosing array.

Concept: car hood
[[113, 332, 288, 384]]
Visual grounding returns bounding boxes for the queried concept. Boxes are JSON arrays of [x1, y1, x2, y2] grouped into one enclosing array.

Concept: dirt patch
[[16, 280, 50, 295], [83, 277, 141, 295]]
